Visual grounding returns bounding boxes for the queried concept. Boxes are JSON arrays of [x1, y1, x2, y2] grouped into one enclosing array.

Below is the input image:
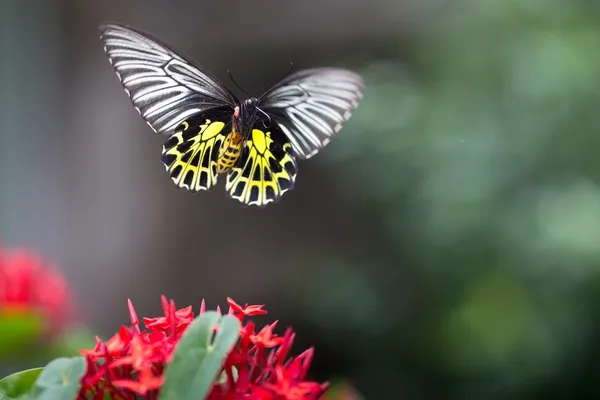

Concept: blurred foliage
[[0, 312, 44, 360], [0, 321, 93, 380], [291, 0, 600, 398]]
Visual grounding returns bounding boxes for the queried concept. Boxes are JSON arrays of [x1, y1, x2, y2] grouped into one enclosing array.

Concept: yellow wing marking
[[225, 128, 297, 207], [161, 119, 227, 192]]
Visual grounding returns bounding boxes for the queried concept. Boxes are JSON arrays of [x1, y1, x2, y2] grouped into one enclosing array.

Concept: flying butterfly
[[99, 24, 364, 207]]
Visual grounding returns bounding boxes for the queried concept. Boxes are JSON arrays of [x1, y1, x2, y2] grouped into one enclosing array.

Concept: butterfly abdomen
[[217, 129, 244, 173]]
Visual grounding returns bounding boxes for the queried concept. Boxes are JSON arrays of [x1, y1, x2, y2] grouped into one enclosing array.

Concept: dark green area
[[291, 1, 600, 398]]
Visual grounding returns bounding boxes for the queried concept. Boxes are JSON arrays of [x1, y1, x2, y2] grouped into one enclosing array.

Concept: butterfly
[[99, 24, 364, 207]]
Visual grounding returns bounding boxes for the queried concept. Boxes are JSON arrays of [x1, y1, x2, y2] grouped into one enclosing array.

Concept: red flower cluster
[[79, 296, 328, 399], [0, 243, 71, 332]]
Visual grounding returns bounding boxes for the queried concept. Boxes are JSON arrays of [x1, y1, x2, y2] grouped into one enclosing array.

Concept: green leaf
[[29, 357, 86, 400], [0, 368, 42, 400], [161, 312, 240, 400]]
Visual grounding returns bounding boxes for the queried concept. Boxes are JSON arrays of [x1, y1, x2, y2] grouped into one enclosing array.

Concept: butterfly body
[[100, 24, 364, 207], [216, 100, 263, 174], [216, 120, 243, 173]]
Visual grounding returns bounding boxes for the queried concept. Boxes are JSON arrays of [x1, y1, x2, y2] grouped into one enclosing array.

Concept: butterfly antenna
[[282, 61, 295, 79], [257, 62, 295, 101], [255, 107, 272, 128], [227, 69, 251, 98]]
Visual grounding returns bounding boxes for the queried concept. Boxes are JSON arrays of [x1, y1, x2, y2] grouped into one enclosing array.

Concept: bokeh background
[[2, 0, 600, 398]]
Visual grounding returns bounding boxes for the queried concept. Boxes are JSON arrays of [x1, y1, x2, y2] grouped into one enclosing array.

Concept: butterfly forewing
[[225, 124, 297, 207], [259, 67, 364, 159], [99, 24, 237, 135]]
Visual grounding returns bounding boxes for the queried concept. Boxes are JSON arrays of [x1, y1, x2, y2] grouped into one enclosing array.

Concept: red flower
[[227, 297, 268, 318], [79, 296, 327, 400], [0, 242, 71, 333], [250, 322, 285, 348]]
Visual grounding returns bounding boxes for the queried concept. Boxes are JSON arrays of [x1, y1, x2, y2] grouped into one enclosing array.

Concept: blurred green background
[[2, 0, 600, 398]]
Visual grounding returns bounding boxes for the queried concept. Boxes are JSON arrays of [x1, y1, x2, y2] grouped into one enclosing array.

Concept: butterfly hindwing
[[225, 125, 297, 207], [99, 24, 237, 135], [259, 67, 364, 159], [161, 109, 231, 193]]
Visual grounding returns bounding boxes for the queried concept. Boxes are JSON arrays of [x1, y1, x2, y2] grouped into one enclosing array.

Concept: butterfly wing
[[225, 123, 298, 207], [258, 67, 364, 159], [99, 24, 238, 135], [161, 108, 232, 193]]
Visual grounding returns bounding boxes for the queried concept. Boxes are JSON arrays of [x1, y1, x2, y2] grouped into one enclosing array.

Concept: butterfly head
[[241, 98, 273, 131], [243, 97, 258, 107], [238, 98, 258, 121]]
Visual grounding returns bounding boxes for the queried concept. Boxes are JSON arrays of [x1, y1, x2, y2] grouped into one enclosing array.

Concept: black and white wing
[[99, 24, 238, 135], [258, 67, 364, 159]]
